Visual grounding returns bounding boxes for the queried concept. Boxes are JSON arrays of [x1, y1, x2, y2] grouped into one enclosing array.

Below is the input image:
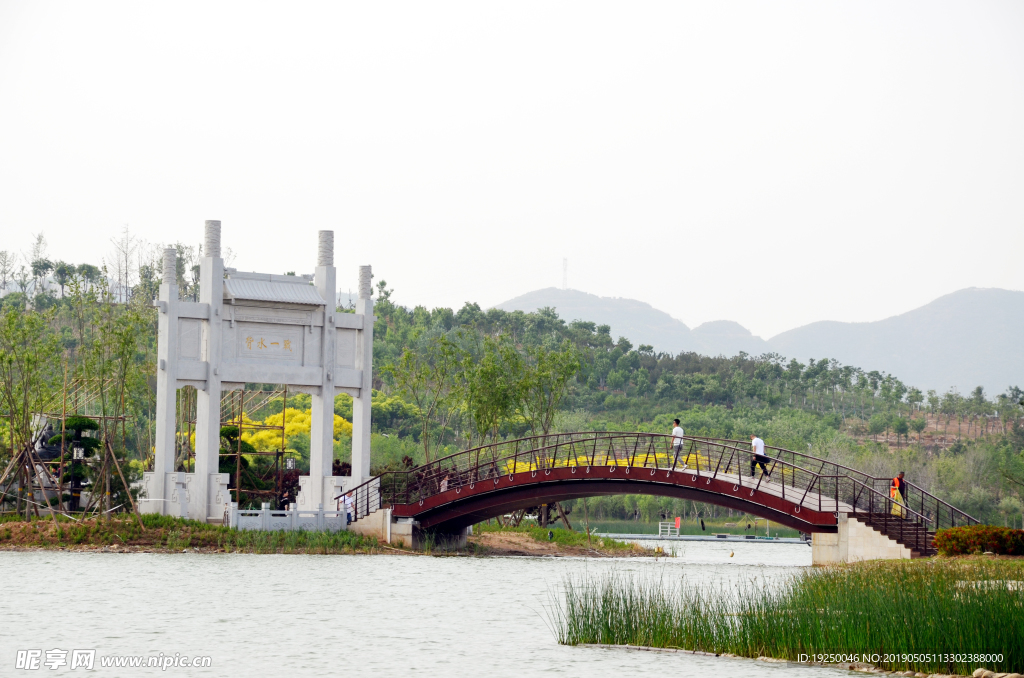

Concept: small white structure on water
[[140, 220, 373, 524]]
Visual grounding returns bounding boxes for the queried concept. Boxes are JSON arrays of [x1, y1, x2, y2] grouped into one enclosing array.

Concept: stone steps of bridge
[[850, 512, 936, 557]]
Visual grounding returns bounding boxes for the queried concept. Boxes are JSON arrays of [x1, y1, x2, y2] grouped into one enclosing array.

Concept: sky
[[1, 1, 1022, 339]]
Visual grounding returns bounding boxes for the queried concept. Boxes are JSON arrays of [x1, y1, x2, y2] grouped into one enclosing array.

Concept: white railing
[[226, 502, 347, 532], [658, 521, 680, 537]]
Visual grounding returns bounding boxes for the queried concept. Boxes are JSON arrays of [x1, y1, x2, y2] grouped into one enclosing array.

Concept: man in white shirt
[[671, 419, 687, 470], [343, 491, 354, 524], [749, 434, 771, 479]]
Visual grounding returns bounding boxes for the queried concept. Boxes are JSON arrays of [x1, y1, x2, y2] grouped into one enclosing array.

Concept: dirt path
[[468, 531, 655, 558]]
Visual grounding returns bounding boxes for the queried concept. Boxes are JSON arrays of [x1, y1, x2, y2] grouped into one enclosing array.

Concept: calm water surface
[[0, 541, 845, 677]]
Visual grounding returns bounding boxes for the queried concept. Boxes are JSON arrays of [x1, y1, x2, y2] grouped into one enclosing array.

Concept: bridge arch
[[404, 466, 833, 534]]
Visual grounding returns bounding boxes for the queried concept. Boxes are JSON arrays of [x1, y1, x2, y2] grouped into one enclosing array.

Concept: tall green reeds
[[552, 561, 1024, 674]]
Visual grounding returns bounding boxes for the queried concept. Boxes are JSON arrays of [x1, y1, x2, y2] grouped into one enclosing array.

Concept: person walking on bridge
[[890, 471, 907, 518], [749, 434, 771, 479], [343, 491, 354, 525], [670, 419, 687, 470]]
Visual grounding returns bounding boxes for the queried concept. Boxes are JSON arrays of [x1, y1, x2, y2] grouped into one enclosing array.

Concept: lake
[[0, 541, 848, 677]]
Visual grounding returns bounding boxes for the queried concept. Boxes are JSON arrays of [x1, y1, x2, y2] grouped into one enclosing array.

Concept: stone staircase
[[850, 512, 937, 557]]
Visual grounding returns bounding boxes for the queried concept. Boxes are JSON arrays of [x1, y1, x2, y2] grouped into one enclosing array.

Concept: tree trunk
[[21, 465, 28, 520], [104, 447, 111, 520]]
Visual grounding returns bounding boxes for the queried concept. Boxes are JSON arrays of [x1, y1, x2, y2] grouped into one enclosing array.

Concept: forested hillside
[[371, 280, 1024, 524], [497, 286, 1024, 393], [376, 281, 1022, 437], [1, 242, 1022, 525]]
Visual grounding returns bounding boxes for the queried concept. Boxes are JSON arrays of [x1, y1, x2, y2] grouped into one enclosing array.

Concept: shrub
[[934, 524, 1024, 556], [64, 415, 99, 432]]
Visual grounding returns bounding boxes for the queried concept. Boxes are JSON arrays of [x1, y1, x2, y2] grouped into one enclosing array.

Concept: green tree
[[941, 390, 959, 437], [606, 370, 626, 391], [868, 413, 887, 442], [893, 417, 909, 448], [0, 308, 62, 454], [72, 277, 147, 517], [909, 416, 927, 441], [385, 335, 465, 463], [522, 340, 582, 437], [0, 251, 13, 294], [927, 390, 939, 432], [76, 264, 102, 295], [638, 494, 660, 522], [907, 387, 924, 412], [462, 335, 525, 445], [49, 416, 101, 511], [0, 307, 62, 518], [634, 367, 651, 397], [52, 261, 74, 298]]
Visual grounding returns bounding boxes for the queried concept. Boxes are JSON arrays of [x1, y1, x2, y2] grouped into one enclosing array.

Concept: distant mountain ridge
[[497, 289, 698, 353], [494, 287, 1024, 393]]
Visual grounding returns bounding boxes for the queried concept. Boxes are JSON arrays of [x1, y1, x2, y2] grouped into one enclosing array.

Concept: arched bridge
[[345, 433, 977, 556]]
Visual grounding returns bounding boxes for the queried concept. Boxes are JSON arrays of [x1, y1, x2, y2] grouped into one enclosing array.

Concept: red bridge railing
[[695, 435, 978, 544], [342, 433, 978, 552]]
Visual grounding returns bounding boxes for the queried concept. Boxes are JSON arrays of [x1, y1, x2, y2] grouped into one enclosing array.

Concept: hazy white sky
[[1, 1, 1022, 338]]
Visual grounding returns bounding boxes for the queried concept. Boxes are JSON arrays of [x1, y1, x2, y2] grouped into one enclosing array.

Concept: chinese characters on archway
[[244, 336, 293, 352]]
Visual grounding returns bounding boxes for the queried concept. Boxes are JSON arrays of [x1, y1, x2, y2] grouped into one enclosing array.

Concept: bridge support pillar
[[346, 511, 471, 550], [812, 513, 912, 565]]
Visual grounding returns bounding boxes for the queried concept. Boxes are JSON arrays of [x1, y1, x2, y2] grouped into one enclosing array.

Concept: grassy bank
[[473, 523, 653, 556], [552, 559, 1024, 674], [0, 514, 655, 557], [0, 514, 383, 555]]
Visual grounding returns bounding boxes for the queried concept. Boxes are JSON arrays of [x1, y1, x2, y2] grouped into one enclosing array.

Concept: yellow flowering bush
[[241, 407, 353, 452], [499, 451, 712, 475]]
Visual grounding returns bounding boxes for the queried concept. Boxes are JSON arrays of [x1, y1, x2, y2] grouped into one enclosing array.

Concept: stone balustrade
[[226, 502, 347, 532]]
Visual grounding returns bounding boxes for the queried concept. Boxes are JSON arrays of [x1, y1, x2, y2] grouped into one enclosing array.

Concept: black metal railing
[[341, 432, 979, 549], [702, 436, 977, 538]]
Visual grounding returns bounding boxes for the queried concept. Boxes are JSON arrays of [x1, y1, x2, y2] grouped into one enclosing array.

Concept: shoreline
[[579, 644, 1001, 678], [0, 516, 657, 558], [597, 532, 809, 544], [469, 529, 656, 558]]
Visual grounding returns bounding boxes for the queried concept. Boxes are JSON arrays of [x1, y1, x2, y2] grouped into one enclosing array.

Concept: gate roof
[[224, 278, 325, 306]]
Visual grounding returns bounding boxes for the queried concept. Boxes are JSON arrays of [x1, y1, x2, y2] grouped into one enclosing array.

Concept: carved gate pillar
[[307, 231, 337, 510], [140, 248, 182, 515], [351, 265, 374, 482], [192, 221, 227, 521]]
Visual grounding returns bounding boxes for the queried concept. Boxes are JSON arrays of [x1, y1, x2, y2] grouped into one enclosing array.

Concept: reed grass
[[552, 560, 1024, 674]]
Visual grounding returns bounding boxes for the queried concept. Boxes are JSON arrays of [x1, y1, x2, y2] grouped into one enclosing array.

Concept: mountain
[[495, 288, 775, 357], [692, 320, 770, 357], [495, 288, 700, 353], [493, 287, 1024, 393], [768, 288, 1024, 394]]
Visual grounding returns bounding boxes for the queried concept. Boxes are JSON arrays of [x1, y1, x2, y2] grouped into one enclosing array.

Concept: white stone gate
[[140, 220, 373, 523]]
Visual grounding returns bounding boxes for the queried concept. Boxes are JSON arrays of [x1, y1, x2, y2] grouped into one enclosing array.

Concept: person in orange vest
[[890, 471, 907, 518]]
